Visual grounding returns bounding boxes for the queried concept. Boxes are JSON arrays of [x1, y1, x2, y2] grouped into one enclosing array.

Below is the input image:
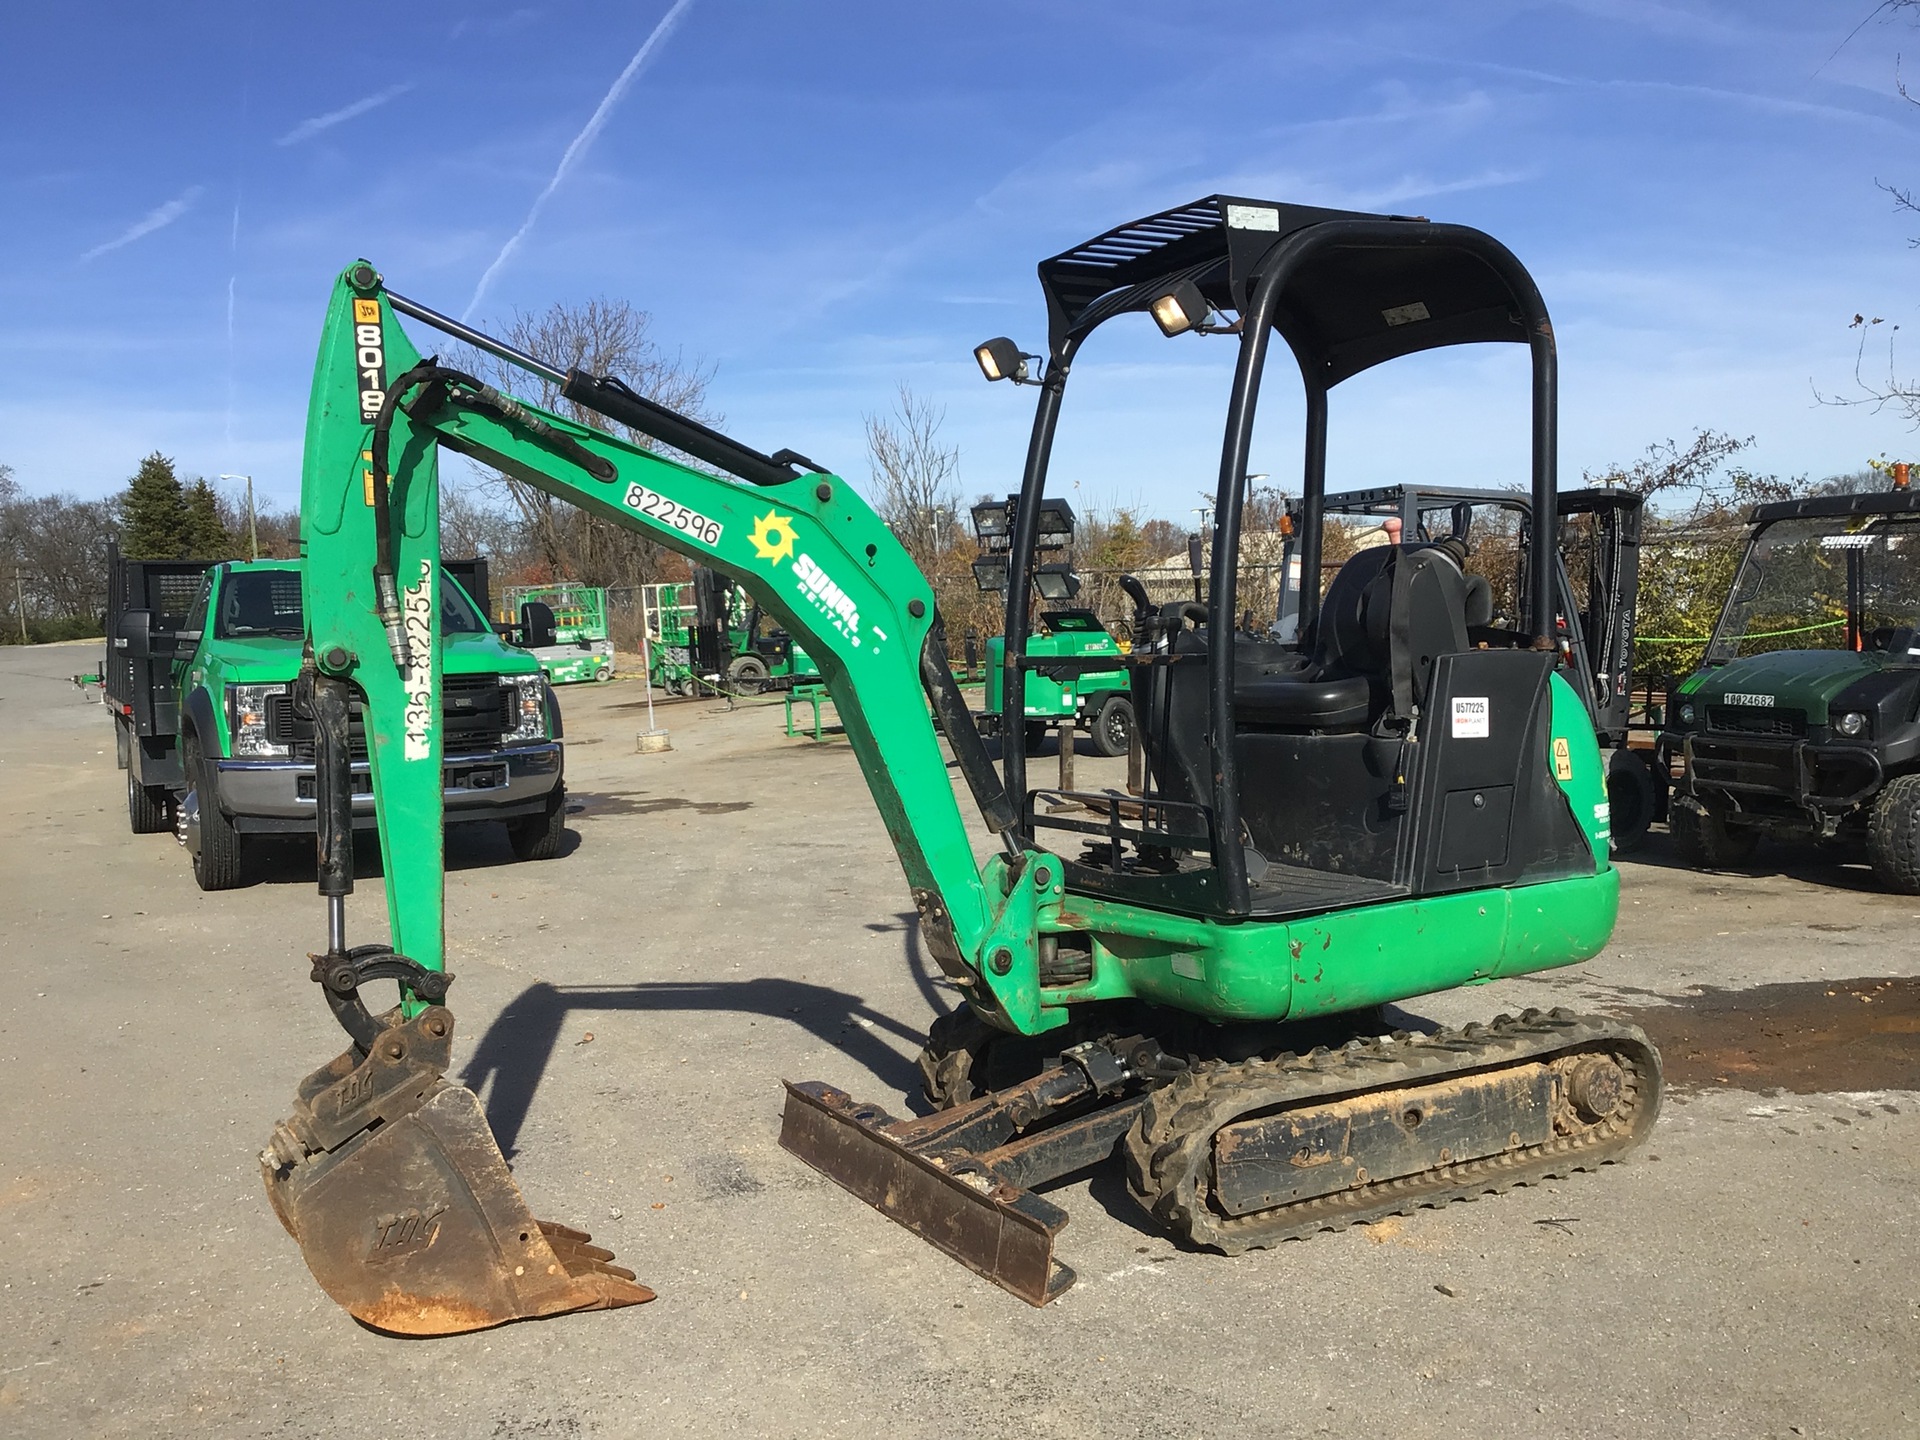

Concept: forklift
[[1293, 484, 1659, 847], [260, 195, 1659, 1334]]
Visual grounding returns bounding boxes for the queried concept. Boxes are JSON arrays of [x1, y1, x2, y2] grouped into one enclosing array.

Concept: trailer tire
[[183, 737, 247, 890], [127, 767, 169, 835], [1087, 694, 1134, 758], [1024, 720, 1050, 753], [1866, 774, 1920, 893], [1606, 748, 1662, 854], [1669, 793, 1758, 869], [508, 788, 568, 862]]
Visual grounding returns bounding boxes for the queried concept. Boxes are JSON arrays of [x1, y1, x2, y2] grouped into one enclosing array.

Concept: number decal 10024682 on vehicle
[[623, 482, 723, 547]]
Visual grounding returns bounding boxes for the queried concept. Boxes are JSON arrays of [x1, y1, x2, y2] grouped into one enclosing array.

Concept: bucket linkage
[[260, 670, 650, 1335]]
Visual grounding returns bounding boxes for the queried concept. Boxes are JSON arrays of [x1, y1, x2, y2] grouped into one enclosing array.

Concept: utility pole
[[15, 565, 27, 644], [220, 474, 259, 559]]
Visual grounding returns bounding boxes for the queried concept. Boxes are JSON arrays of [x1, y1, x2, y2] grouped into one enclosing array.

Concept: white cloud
[[276, 84, 414, 147], [78, 186, 204, 263]]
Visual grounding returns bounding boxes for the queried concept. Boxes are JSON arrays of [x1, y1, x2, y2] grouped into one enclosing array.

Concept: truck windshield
[[1707, 514, 1920, 663], [215, 570, 489, 638]]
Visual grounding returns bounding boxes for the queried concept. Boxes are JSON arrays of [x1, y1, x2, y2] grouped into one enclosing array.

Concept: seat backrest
[[1310, 545, 1470, 718]]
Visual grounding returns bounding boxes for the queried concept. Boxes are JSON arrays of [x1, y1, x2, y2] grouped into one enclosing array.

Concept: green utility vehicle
[[261, 199, 1658, 1335], [107, 549, 566, 891], [501, 581, 615, 685], [1305, 484, 1657, 847], [650, 564, 818, 694], [1662, 483, 1920, 887], [979, 610, 1135, 756]]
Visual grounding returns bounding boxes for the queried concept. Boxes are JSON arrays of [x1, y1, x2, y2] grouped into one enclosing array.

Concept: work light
[[974, 337, 1031, 384], [1149, 280, 1211, 337]]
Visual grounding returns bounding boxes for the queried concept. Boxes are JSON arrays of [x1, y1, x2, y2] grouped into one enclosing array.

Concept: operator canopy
[[1036, 194, 1537, 384]]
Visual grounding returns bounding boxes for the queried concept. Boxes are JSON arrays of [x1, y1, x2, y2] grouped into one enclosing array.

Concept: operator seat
[[1235, 544, 1471, 731]]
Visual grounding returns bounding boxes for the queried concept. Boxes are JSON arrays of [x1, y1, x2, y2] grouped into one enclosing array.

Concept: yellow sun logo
[[749, 508, 798, 565]]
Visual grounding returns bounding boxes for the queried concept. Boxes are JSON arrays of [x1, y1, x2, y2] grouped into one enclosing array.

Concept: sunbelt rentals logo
[[749, 508, 861, 646]]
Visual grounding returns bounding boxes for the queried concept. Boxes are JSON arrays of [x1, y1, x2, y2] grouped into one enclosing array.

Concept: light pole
[[220, 474, 258, 559]]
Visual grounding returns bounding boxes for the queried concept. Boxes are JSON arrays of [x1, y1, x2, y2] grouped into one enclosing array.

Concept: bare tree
[[866, 385, 961, 566], [459, 298, 716, 588]]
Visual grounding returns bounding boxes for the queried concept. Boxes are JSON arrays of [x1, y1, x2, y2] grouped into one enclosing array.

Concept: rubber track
[[1122, 1008, 1661, 1254]]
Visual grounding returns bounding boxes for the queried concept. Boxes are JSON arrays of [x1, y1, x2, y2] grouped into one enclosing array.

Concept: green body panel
[[299, 262, 1619, 1038], [1674, 649, 1885, 724], [983, 630, 1129, 720], [1029, 672, 1616, 1026]]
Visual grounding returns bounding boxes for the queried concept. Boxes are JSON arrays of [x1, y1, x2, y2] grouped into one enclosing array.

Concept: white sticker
[[402, 558, 434, 761], [1451, 696, 1490, 738], [622, 482, 722, 547], [1594, 802, 1611, 821], [1225, 204, 1279, 231], [1171, 952, 1204, 979], [1382, 301, 1431, 327]]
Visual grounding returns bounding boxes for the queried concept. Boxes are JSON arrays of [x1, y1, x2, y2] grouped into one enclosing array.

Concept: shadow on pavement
[[461, 978, 936, 1159]]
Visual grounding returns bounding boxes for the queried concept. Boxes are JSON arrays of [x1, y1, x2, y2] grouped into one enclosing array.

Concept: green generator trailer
[[979, 609, 1135, 756]]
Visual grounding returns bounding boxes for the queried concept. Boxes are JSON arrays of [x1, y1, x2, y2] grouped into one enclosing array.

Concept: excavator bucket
[[261, 1005, 653, 1336]]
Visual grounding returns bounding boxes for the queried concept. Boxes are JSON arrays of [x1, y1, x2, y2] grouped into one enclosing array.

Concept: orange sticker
[[352, 298, 380, 324]]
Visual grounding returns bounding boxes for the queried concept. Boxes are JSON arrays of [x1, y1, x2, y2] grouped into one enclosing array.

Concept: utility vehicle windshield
[[1706, 514, 1920, 663], [215, 568, 489, 638]]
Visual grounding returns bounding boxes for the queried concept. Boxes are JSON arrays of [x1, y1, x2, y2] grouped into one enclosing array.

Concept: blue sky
[[3, 1, 1918, 523]]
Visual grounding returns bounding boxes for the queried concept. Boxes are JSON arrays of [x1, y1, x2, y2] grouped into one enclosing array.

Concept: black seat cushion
[[1236, 673, 1374, 729]]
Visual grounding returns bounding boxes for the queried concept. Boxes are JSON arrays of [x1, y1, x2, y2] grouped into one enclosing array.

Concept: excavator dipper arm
[[262, 263, 1070, 1332]]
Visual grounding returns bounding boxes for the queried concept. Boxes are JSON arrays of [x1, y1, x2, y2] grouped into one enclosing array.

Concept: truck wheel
[[1024, 721, 1050, 753], [1087, 694, 1135, 758], [127, 767, 170, 834], [1669, 793, 1758, 870], [1606, 748, 1662, 854], [183, 738, 247, 890], [509, 788, 568, 862], [727, 654, 770, 696], [1866, 775, 1920, 893]]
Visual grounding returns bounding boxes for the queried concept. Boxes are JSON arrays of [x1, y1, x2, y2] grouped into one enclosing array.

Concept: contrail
[[80, 186, 204, 262], [463, 0, 697, 320], [277, 84, 413, 146]]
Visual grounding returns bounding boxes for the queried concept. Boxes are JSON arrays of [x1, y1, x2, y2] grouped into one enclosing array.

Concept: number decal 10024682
[[623, 482, 723, 547]]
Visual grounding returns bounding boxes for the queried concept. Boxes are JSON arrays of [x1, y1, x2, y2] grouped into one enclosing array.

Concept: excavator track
[[1123, 1008, 1660, 1253]]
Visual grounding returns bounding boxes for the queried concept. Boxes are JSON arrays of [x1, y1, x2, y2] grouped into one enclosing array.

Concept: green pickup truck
[[107, 549, 566, 891]]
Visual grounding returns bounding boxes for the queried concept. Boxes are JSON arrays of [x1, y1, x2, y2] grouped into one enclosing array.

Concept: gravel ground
[[1, 639, 1914, 1439]]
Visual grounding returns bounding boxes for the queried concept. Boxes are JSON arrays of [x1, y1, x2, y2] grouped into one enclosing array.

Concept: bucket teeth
[[263, 1007, 653, 1335]]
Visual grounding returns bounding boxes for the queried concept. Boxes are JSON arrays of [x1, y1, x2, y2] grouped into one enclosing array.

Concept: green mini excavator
[[261, 196, 1661, 1335]]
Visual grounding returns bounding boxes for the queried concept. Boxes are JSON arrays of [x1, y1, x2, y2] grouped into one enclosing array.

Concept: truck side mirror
[[519, 601, 557, 650], [118, 608, 155, 659]]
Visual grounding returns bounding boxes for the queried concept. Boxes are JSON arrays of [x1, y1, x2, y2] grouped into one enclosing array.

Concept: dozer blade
[[780, 1066, 1145, 1306], [261, 1006, 653, 1336]]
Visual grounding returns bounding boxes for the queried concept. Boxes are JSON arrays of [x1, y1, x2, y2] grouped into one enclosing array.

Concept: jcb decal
[[353, 297, 387, 424]]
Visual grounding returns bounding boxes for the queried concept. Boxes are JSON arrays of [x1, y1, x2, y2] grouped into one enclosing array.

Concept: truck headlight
[[505, 675, 546, 743], [1834, 711, 1867, 738], [1677, 702, 1695, 724], [229, 682, 291, 757]]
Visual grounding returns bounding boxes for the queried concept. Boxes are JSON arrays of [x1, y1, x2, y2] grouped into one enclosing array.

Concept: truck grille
[[1705, 705, 1807, 738], [266, 673, 512, 759]]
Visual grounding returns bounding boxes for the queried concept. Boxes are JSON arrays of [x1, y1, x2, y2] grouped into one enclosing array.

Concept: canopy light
[[972, 556, 1011, 592], [971, 500, 1011, 540], [974, 336, 1034, 384], [1149, 279, 1212, 338], [1035, 497, 1075, 541], [1033, 563, 1081, 602]]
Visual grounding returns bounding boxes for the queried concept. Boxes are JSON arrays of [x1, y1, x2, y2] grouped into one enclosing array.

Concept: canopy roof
[[1036, 194, 1537, 385]]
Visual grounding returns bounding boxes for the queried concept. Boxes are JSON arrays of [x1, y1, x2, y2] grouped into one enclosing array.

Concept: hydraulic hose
[[367, 357, 616, 675]]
